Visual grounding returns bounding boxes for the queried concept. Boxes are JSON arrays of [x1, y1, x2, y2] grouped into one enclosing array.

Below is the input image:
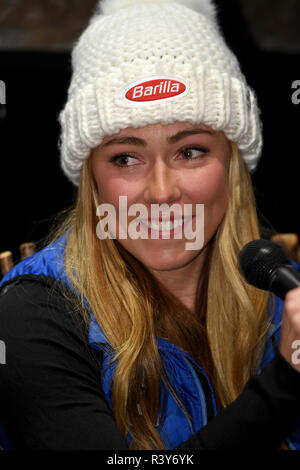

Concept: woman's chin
[[134, 250, 202, 273]]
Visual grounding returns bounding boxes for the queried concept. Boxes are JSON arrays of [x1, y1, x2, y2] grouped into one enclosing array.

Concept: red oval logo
[[125, 78, 186, 102]]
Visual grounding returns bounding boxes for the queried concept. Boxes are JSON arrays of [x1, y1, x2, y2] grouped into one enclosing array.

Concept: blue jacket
[[0, 231, 300, 450]]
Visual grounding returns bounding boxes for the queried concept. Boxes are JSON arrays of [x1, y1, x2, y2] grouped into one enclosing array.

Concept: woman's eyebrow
[[101, 128, 213, 148]]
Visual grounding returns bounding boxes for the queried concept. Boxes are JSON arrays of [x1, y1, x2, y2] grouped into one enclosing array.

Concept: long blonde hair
[[42, 142, 276, 449]]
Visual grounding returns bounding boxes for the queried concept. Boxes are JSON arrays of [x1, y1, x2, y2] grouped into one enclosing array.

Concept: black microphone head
[[238, 239, 290, 290]]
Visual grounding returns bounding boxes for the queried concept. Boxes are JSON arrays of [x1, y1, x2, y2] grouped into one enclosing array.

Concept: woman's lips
[[138, 215, 195, 238]]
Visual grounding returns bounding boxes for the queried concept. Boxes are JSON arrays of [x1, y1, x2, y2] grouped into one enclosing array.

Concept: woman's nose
[[143, 160, 181, 204]]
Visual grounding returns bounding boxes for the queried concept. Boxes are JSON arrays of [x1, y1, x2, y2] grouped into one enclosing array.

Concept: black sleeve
[[0, 276, 127, 450], [176, 351, 300, 450], [1, 277, 300, 450]]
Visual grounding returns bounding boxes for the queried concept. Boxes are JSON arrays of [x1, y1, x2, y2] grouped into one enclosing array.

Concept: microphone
[[238, 239, 300, 300]]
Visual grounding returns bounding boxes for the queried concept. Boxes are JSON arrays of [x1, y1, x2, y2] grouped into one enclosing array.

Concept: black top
[[0, 275, 300, 450]]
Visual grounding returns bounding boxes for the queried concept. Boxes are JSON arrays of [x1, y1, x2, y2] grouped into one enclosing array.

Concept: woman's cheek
[[188, 164, 228, 203], [192, 165, 229, 235], [97, 177, 134, 205]]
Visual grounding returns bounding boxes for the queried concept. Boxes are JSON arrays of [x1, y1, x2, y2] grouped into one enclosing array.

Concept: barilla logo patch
[[115, 75, 189, 107]]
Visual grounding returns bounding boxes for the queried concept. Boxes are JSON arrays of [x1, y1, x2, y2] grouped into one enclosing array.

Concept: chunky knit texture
[[58, 0, 263, 186]]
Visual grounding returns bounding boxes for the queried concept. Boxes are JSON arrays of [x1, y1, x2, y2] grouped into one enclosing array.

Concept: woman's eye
[[110, 154, 138, 167], [180, 146, 208, 160], [110, 146, 208, 168]]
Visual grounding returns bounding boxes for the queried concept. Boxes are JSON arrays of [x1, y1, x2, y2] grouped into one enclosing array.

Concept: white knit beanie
[[58, 0, 263, 187]]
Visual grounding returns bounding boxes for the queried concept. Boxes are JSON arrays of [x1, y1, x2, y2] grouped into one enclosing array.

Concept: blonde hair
[[42, 141, 282, 449]]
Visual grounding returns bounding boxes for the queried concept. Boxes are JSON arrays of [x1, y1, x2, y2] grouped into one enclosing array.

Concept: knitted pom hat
[[58, 0, 262, 186]]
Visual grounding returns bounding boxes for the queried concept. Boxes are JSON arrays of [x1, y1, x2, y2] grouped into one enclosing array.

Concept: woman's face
[[90, 121, 231, 272]]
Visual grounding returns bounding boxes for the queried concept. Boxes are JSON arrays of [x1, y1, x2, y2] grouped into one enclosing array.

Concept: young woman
[[1, 0, 300, 450]]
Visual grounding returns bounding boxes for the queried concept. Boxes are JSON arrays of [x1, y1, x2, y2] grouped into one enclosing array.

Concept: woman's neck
[[148, 244, 209, 315]]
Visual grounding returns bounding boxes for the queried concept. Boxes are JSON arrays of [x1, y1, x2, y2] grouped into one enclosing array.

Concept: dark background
[[0, 0, 300, 265]]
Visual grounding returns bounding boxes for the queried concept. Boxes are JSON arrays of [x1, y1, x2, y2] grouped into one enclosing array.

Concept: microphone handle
[[270, 264, 300, 300]]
